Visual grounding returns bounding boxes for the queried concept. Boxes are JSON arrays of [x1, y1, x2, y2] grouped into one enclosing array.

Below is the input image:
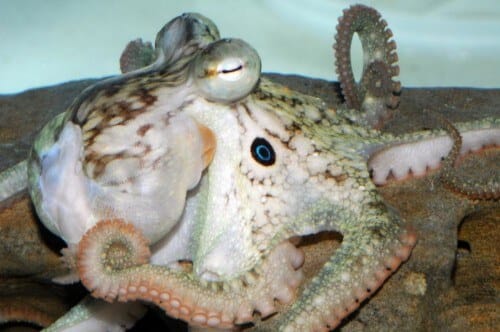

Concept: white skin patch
[[289, 135, 314, 157], [39, 122, 93, 245], [38, 111, 211, 245]]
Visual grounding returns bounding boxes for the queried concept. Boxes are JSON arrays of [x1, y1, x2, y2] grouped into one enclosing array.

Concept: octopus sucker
[[334, 4, 400, 126], [342, 227, 416, 317], [77, 219, 151, 302], [77, 219, 304, 329]]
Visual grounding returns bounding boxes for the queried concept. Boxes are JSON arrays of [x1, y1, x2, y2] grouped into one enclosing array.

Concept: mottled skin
[[0, 5, 497, 332], [437, 114, 500, 199], [334, 5, 400, 128]]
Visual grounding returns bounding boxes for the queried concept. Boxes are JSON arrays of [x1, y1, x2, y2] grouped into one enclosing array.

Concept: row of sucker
[[77, 219, 304, 329], [315, 230, 415, 331], [275, 227, 416, 332], [334, 4, 400, 121]]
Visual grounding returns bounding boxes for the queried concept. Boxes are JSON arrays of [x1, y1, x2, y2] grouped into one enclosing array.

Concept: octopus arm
[[0, 300, 55, 329], [334, 4, 400, 128], [0, 159, 27, 203], [75, 219, 304, 329], [43, 297, 146, 332], [368, 123, 500, 185], [266, 192, 416, 331]]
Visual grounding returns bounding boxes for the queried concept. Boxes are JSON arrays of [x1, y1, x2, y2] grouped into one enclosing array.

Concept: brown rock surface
[[0, 75, 498, 331]]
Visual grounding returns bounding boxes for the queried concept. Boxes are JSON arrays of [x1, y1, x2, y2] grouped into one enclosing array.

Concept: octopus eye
[[251, 138, 275, 166], [193, 38, 261, 103]]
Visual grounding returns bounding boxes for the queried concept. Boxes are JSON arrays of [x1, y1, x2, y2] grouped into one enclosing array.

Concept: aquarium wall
[[1, 0, 499, 93]]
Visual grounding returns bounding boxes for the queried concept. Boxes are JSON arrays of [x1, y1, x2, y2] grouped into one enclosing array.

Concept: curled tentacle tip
[[77, 219, 151, 293], [362, 61, 394, 98], [334, 4, 401, 123]]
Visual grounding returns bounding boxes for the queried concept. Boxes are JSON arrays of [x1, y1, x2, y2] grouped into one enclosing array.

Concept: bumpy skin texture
[[334, 4, 400, 128], [17, 5, 499, 332], [437, 115, 500, 200]]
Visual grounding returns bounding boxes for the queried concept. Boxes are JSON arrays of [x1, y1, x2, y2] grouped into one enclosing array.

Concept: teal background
[[1, 0, 499, 93]]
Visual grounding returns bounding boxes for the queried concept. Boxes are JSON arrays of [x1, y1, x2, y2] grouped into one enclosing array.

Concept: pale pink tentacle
[[77, 219, 304, 329]]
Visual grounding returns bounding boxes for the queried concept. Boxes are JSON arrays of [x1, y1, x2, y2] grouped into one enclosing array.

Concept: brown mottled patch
[[254, 87, 272, 101], [132, 141, 152, 155], [130, 87, 158, 106], [108, 100, 147, 123], [84, 150, 99, 164], [88, 160, 106, 179], [82, 129, 99, 147], [142, 93, 157, 105], [137, 124, 153, 137], [115, 100, 130, 111], [151, 156, 162, 170], [329, 172, 348, 184], [85, 153, 119, 179], [203, 68, 217, 78]]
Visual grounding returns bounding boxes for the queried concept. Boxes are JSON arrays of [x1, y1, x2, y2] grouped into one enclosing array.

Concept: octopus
[[0, 4, 498, 331]]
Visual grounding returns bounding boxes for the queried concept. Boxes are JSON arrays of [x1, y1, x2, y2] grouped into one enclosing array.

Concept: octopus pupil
[[221, 65, 242, 74], [251, 137, 275, 166], [256, 146, 270, 160]]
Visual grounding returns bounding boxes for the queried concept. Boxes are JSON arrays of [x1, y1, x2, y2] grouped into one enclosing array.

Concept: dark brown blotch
[[329, 172, 349, 185], [103, 83, 124, 98], [137, 124, 153, 137], [130, 87, 158, 106]]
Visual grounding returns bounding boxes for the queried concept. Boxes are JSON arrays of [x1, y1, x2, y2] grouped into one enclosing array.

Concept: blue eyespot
[[251, 138, 275, 166]]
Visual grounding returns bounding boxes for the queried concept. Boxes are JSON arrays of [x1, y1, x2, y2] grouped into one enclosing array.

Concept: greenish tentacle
[[438, 116, 499, 200], [334, 4, 400, 127], [0, 159, 28, 202], [261, 193, 416, 331], [27, 112, 67, 236], [43, 296, 146, 332]]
